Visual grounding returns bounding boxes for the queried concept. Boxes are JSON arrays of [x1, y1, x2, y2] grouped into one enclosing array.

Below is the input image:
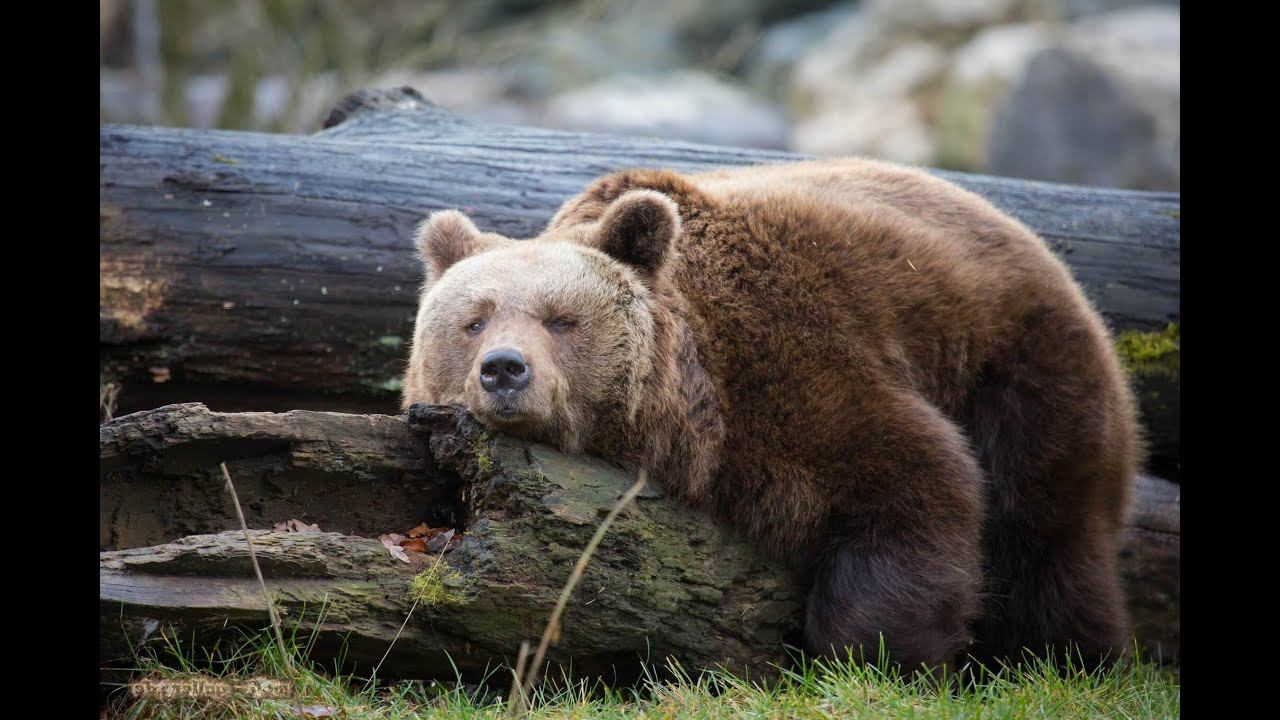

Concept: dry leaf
[[274, 519, 321, 533], [427, 528, 457, 553], [376, 523, 463, 559], [379, 534, 411, 563]]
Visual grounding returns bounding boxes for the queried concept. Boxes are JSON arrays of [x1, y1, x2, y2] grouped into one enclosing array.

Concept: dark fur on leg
[[800, 391, 986, 674], [959, 307, 1137, 672], [803, 532, 979, 674]]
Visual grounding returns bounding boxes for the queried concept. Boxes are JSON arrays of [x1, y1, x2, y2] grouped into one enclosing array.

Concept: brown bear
[[401, 157, 1140, 673]]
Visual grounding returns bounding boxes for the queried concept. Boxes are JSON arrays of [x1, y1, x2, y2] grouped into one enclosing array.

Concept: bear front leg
[[803, 392, 985, 673]]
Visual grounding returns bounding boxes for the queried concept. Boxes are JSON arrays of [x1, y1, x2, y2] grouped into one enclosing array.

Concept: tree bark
[[100, 403, 1180, 679], [99, 89, 1180, 476]]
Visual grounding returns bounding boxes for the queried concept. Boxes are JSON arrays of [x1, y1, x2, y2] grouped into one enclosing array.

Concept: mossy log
[[100, 403, 1180, 681], [100, 88, 1179, 476], [100, 402, 807, 681]]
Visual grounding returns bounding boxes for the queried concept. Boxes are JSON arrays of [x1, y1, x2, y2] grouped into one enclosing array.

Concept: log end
[[323, 86, 434, 129]]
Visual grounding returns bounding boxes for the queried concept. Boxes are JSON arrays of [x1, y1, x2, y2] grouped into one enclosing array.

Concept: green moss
[[1115, 323, 1180, 378], [471, 434, 495, 476], [211, 154, 240, 165], [409, 559, 466, 606], [377, 335, 403, 348]]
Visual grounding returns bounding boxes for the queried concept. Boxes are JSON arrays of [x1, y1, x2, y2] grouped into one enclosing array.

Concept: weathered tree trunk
[[101, 402, 806, 681], [100, 403, 1180, 680], [99, 89, 1180, 476]]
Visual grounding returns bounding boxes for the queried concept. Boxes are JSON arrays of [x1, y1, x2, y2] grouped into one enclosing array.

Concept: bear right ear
[[414, 210, 489, 281], [595, 190, 681, 280]]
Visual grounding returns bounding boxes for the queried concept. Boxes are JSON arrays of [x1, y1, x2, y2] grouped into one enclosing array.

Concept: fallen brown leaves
[[273, 519, 321, 533], [378, 523, 462, 564]]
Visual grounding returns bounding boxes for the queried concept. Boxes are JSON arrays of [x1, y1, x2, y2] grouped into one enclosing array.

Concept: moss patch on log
[[409, 559, 466, 606], [1115, 323, 1179, 378]]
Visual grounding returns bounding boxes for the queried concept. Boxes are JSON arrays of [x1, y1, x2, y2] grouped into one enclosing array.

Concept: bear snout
[[479, 348, 532, 397]]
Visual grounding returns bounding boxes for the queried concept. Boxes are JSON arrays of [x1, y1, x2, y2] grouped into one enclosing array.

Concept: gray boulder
[[988, 6, 1178, 190], [987, 47, 1177, 190]]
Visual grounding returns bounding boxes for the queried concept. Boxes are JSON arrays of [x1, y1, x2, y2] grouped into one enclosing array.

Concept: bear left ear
[[415, 210, 492, 282], [595, 190, 681, 279]]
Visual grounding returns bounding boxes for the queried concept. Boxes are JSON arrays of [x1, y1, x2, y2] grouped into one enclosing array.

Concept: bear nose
[[479, 348, 531, 393]]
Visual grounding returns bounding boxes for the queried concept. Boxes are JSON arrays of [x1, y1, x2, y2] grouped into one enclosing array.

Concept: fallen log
[[99, 403, 1180, 680], [99, 88, 1180, 477], [101, 402, 805, 681]]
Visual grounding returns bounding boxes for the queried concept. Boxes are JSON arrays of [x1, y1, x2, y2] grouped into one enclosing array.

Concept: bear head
[[402, 188, 685, 454]]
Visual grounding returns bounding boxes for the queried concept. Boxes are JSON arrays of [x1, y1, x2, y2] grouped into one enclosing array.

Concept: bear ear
[[595, 190, 681, 279], [414, 210, 489, 281]]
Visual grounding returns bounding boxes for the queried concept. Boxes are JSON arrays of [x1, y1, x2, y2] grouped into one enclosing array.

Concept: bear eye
[[465, 319, 486, 335], [547, 318, 576, 334]]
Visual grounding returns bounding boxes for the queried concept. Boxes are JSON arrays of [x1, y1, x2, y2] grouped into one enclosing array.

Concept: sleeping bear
[[401, 158, 1140, 672]]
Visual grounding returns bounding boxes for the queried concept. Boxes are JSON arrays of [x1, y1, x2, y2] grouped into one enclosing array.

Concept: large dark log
[[99, 89, 1180, 475], [100, 403, 1180, 679]]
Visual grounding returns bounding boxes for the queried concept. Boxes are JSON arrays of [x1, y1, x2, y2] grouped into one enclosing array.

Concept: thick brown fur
[[402, 158, 1141, 673]]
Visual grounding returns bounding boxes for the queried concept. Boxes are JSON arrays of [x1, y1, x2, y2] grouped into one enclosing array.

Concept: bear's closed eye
[[546, 318, 575, 333]]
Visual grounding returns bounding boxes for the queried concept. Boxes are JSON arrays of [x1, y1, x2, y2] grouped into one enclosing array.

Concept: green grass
[[102, 626, 1179, 719]]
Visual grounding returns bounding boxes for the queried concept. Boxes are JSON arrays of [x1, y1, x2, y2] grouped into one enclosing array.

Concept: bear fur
[[402, 157, 1140, 672]]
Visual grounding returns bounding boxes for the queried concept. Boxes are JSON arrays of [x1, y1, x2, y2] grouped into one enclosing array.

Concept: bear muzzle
[[479, 347, 532, 412]]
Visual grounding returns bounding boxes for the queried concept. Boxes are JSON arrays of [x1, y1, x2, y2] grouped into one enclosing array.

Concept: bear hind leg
[[960, 315, 1136, 671], [969, 528, 1129, 671], [803, 391, 986, 674], [803, 534, 980, 673]]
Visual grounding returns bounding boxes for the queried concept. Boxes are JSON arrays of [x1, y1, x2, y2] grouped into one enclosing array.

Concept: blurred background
[[100, 0, 1179, 191]]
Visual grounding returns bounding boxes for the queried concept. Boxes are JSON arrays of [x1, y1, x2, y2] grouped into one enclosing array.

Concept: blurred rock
[[100, 69, 146, 123], [1063, 6, 1179, 101], [790, 38, 946, 162], [788, 10, 872, 108], [1058, 0, 1178, 20], [184, 75, 229, 129], [786, 0, 1057, 163], [740, 2, 858, 97], [498, 0, 846, 98], [951, 22, 1053, 86], [542, 71, 790, 149], [787, 8, 949, 162], [935, 22, 1051, 170], [987, 47, 1176, 189], [865, 0, 1060, 34], [988, 6, 1178, 189], [793, 99, 936, 164], [502, 14, 685, 97]]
